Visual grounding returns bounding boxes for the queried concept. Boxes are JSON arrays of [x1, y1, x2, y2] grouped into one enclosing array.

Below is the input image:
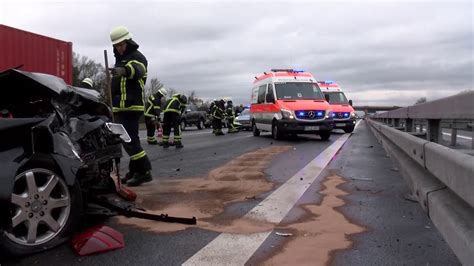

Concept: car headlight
[[325, 109, 333, 119], [351, 112, 356, 118], [281, 109, 295, 119]]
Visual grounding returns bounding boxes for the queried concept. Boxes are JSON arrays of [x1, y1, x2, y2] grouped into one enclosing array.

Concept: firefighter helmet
[[179, 95, 188, 104], [110, 26, 133, 45], [157, 87, 168, 97], [81, 78, 94, 88]]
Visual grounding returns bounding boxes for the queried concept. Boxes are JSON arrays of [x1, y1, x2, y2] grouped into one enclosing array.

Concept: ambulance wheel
[[252, 121, 260, 137], [272, 122, 282, 140]]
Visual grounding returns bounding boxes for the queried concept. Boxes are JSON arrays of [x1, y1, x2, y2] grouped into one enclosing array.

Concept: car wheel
[[272, 122, 281, 140], [181, 120, 187, 131], [252, 122, 260, 137], [197, 119, 204, 130], [0, 161, 81, 257], [319, 130, 331, 141], [343, 126, 354, 133]]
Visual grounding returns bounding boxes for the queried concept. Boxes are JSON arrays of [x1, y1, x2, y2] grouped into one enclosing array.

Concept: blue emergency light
[[344, 112, 350, 117], [298, 111, 305, 116], [317, 111, 323, 117], [325, 80, 334, 84]]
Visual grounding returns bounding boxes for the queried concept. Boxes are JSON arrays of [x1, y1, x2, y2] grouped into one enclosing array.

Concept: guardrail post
[[450, 128, 457, 146], [394, 118, 400, 127], [427, 119, 441, 143], [405, 118, 413, 132]]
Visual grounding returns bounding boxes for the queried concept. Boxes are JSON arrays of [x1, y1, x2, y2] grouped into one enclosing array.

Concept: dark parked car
[[181, 104, 207, 130]]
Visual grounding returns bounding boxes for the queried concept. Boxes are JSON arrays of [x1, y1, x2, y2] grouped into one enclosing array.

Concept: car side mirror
[[266, 93, 275, 103], [324, 94, 330, 102], [349, 99, 353, 106]]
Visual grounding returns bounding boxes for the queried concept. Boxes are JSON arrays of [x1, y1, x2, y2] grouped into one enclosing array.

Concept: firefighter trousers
[[163, 112, 182, 144], [145, 116, 158, 143], [115, 111, 152, 174]]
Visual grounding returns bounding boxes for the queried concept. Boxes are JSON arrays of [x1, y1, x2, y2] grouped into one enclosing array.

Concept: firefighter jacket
[[212, 102, 225, 119], [163, 96, 186, 115], [111, 40, 147, 113], [144, 93, 163, 118]]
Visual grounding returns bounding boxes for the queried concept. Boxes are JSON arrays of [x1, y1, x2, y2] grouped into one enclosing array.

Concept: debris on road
[[275, 232, 293, 237], [71, 225, 124, 256], [351, 177, 373, 182]]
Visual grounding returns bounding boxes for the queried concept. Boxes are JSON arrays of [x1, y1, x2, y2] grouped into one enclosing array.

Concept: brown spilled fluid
[[115, 146, 291, 234], [262, 175, 366, 266]]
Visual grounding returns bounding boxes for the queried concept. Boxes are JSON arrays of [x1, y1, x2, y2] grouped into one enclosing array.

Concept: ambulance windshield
[[275, 82, 324, 100], [324, 91, 349, 104]]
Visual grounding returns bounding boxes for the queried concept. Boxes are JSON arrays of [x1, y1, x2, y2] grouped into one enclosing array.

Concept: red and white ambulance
[[250, 69, 334, 140], [318, 80, 356, 133]]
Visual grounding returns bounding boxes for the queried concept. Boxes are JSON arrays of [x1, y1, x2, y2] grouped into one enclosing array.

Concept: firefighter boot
[[126, 171, 153, 187], [120, 172, 134, 184], [175, 142, 184, 149]]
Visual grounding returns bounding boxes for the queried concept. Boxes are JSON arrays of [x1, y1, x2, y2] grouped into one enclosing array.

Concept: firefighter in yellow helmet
[[109, 26, 152, 187]]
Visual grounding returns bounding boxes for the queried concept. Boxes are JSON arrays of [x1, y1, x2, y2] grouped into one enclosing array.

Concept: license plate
[[304, 126, 319, 131], [336, 123, 346, 127]]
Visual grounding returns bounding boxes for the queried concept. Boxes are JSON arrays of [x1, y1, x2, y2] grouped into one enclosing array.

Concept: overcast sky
[[1, 0, 472, 105]]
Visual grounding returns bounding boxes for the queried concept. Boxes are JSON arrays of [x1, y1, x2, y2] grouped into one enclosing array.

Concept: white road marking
[[442, 132, 472, 140], [183, 132, 352, 265]]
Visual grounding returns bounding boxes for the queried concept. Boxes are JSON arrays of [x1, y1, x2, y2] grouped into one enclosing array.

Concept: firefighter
[[109, 26, 152, 187], [81, 78, 94, 90], [144, 87, 167, 145], [225, 99, 238, 133], [212, 99, 225, 136], [162, 94, 187, 148], [209, 99, 217, 134]]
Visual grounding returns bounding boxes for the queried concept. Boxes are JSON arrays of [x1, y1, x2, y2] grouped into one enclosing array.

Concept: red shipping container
[[0, 24, 73, 84]]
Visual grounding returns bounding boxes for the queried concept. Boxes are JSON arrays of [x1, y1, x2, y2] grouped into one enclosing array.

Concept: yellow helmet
[[110, 26, 133, 45], [82, 78, 94, 87]]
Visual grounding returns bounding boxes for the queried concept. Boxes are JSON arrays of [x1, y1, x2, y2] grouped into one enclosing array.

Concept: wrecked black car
[[0, 69, 196, 259], [0, 69, 127, 257]]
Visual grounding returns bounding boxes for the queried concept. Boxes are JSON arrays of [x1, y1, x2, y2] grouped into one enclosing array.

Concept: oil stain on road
[[115, 145, 291, 233], [261, 175, 366, 266]]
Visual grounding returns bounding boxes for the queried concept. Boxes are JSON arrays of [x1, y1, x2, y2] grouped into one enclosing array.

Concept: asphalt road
[[2, 123, 460, 265]]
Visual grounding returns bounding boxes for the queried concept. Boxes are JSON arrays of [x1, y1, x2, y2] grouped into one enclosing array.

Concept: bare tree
[[72, 52, 107, 102], [415, 97, 427, 104], [145, 78, 164, 97], [166, 87, 178, 98]]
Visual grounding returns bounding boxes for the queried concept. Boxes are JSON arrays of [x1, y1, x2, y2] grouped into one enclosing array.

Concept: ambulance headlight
[[281, 109, 295, 119], [325, 110, 333, 119]]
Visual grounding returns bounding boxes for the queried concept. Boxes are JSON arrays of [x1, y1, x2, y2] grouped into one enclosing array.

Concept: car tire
[[181, 120, 187, 131], [343, 126, 354, 133], [197, 119, 204, 130], [319, 130, 331, 141], [0, 156, 82, 257], [252, 121, 260, 137], [272, 122, 282, 140]]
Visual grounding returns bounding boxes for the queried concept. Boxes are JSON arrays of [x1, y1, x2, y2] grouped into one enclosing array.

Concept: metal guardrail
[[366, 91, 474, 265]]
